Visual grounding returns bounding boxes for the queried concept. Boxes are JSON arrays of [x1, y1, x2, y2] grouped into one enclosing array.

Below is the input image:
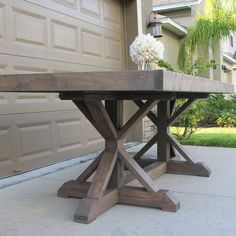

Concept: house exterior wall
[[222, 33, 236, 54], [222, 60, 233, 84], [0, 0, 126, 177], [160, 28, 181, 69], [232, 69, 236, 93], [212, 41, 224, 81], [162, 8, 192, 28], [159, 0, 205, 29], [222, 34, 236, 91]]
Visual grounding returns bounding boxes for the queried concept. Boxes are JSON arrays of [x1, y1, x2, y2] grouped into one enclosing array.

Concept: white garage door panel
[[0, 0, 124, 70], [0, 53, 112, 74], [0, 3, 5, 39], [0, 110, 104, 176], [27, 0, 122, 31], [0, 0, 124, 177]]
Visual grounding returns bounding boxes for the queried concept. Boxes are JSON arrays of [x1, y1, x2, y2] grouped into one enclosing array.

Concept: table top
[[0, 70, 233, 94]]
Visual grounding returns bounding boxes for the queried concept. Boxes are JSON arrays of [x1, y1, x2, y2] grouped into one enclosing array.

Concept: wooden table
[[0, 70, 233, 224]]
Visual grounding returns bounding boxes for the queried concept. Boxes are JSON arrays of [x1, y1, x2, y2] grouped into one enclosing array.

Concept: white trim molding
[[160, 17, 187, 36], [223, 53, 236, 64], [154, 0, 202, 12]]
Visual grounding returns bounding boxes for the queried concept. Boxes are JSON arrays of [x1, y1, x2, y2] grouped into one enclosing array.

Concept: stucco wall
[[222, 60, 233, 84], [160, 28, 181, 69]]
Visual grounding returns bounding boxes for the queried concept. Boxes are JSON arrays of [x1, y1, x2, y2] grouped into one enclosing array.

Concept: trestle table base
[[58, 94, 211, 224]]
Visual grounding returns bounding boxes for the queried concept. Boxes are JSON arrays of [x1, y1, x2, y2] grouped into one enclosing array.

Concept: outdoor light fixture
[[148, 11, 163, 38], [211, 60, 217, 69], [222, 65, 230, 73]]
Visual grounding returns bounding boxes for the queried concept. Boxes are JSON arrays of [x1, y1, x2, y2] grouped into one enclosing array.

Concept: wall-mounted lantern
[[222, 65, 230, 73], [147, 11, 163, 38], [211, 60, 217, 69]]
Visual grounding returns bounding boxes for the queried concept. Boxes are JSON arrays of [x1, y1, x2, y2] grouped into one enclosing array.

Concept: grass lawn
[[171, 127, 236, 148]]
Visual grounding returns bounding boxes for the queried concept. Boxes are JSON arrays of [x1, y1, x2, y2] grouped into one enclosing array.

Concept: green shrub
[[173, 95, 236, 140], [216, 112, 236, 127], [173, 99, 204, 141], [200, 94, 232, 126]]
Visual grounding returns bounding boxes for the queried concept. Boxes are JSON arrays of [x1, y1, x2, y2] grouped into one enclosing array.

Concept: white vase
[[138, 61, 156, 71]]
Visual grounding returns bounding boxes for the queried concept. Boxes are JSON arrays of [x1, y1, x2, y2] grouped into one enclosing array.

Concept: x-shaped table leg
[[57, 98, 180, 223], [134, 99, 211, 177]]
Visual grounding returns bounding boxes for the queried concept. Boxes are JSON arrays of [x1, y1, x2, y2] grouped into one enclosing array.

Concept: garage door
[[0, 0, 125, 177]]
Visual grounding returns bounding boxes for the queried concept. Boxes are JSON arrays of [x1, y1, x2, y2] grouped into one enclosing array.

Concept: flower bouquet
[[129, 33, 164, 70]]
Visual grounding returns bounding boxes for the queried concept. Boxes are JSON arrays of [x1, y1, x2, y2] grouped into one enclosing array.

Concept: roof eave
[[160, 17, 187, 36], [153, 0, 202, 12], [223, 53, 236, 64]]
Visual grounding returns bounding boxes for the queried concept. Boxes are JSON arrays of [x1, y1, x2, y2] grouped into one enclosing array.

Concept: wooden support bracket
[[118, 186, 180, 212], [167, 160, 211, 177], [74, 189, 118, 224]]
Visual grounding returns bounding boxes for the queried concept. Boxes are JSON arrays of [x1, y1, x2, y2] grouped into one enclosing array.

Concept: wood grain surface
[[0, 70, 233, 93]]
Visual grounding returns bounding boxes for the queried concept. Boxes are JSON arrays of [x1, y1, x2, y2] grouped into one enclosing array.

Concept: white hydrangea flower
[[129, 34, 164, 64]]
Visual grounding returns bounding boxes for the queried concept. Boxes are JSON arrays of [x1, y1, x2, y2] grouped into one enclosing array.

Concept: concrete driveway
[[1, 145, 236, 236]]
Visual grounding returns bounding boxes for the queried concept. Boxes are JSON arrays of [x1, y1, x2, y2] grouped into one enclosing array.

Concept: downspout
[[137, 0, 143, 35]]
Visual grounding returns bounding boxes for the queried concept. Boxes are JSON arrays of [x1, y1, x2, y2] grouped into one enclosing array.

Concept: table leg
[[170, 99, 177, 158], [57, 99, 180, 223], [134, 98, 211, 177], [167, 134, 211, 176], [157, 100, 171, 162], [105, 101, 124, 189]]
